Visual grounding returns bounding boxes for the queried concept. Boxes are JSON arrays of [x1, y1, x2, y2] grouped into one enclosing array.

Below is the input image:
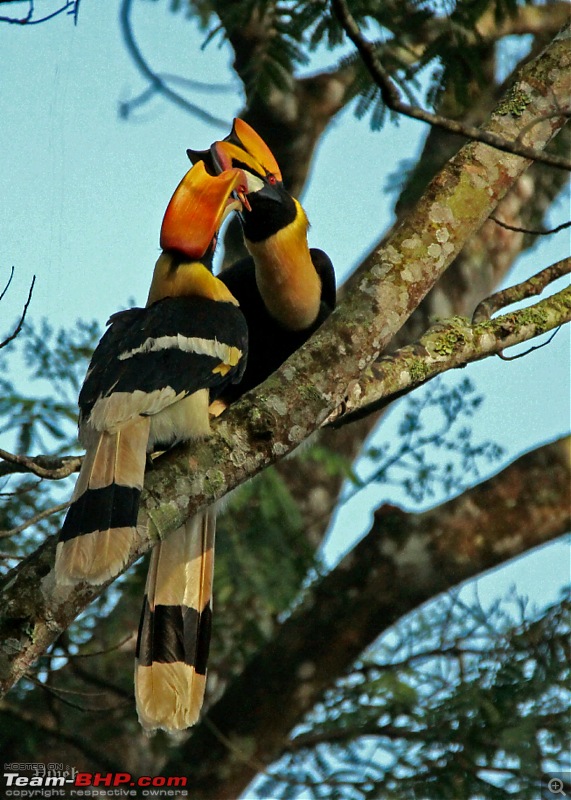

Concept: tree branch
[[0, 274, 35, 350], [330, 262, 571, 426], [0, 0, 79, 26], [490, 216, 571, 236], [0, 449, 82, 479], [0, 29, 568, 698], [364, 2, 571, 70], [332, 0, 571, 171], [472, 257, 570, 321], [118, 0, 228, 128], [0, 501, 70, 540]]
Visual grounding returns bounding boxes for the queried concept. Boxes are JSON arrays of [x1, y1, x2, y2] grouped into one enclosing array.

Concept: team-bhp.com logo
[[3, 765, 188, 797]]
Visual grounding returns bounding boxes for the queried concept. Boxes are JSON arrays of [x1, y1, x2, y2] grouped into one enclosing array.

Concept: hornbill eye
[[267, 174, 277, 185]]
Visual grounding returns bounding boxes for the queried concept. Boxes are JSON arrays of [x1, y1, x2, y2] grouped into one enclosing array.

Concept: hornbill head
[[160, 160, 247, 262], [187, 119, 299, 244]]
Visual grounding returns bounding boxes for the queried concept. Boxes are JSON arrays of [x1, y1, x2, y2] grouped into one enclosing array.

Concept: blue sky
[[1, 3, 569, 608]]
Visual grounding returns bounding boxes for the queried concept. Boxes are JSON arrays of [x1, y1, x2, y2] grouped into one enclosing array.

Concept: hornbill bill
[[188, 118, 336, 407], [54, 162, 249, 731]]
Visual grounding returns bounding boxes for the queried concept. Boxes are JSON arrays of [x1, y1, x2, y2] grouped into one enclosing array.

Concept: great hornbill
[[54, 162, 249, 731], [188, 118, 336, 407]]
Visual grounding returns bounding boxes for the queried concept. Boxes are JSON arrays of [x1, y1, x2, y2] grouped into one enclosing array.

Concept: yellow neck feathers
[[147, 255, 239, 307], [246, 199, 322, 331]]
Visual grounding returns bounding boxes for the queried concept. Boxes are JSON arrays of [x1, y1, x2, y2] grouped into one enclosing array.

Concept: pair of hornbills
[[54, 120, 335, 732]]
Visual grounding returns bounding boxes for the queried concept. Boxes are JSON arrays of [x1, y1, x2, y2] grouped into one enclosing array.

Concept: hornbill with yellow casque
[[133, 120, 336, 730], [188, 119, 336, 408], [54, 161, 249, 730]]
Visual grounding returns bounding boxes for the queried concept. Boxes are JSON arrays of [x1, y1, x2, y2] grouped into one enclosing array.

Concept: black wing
[[79, 295, 248, 426]]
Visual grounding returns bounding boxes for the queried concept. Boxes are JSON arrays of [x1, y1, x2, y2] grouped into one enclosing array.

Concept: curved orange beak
[[160, 162, 246, 259], [188, 118, 282, 183], [230, 118, 282, 181], [212, 120, 282, 182]]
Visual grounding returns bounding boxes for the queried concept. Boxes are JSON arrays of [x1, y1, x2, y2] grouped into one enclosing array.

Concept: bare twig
[[288, 723, 426, 752], [64, 633, 135, 660], [0, 274, 35, 350], [0, 449, 82, 479], [28, 673, 131, 712], [0, 0, 79, 25], [0, 479, 41, 497], [0, 501, 70, 539], [331, 0, 571, 171], [119, 73, 236, 118], [65, 660, 133, 702], [0, 0, 33, 24], [203, 718, 371, 792], [490, 216, 571, 236], [497, 326, 561, 361], [119, 0, 228, 128], [0, 266, 15, 304], [472, 257, 570, 322]]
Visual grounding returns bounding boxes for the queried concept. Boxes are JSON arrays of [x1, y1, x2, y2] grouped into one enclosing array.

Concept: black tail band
[[136, 598, 212, 673], [59, 484, 140, 542]]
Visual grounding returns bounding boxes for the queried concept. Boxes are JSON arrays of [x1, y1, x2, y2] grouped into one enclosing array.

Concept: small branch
[[0, 449, 82, 479], [496, 326, 561, 361], [358, 3, 571, 71], [119, 0, 228, 128], [65, 633, 135, 659], [329, 279, 571, 427], [0, 0, 79, 25], [357, 643, 487, 675], [202, 718, 374, 792], [288, 723, 426, 752], [119, 73, 236, 118], [331, 0, 571, 171], [66, 659, 133, 702], [0, 501, 70, 539], [472, 258, 570, 321], [0, 265, 14, 303], [490, 216, 571, 236], [0, 275, 35, 350], [28, 672, 130, 713], [0, 479, 40, 497], [0, 0, 33, 25]]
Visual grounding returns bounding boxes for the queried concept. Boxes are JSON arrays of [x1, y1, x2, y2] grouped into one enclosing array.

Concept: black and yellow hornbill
[[134, 123, 334, 731], [188, 118, 336, 407], [54, 162, 249, 730]]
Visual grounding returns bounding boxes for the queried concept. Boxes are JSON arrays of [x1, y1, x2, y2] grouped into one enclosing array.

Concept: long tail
[[135, 508, 215, 731], [55, 417, 150, 585]]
